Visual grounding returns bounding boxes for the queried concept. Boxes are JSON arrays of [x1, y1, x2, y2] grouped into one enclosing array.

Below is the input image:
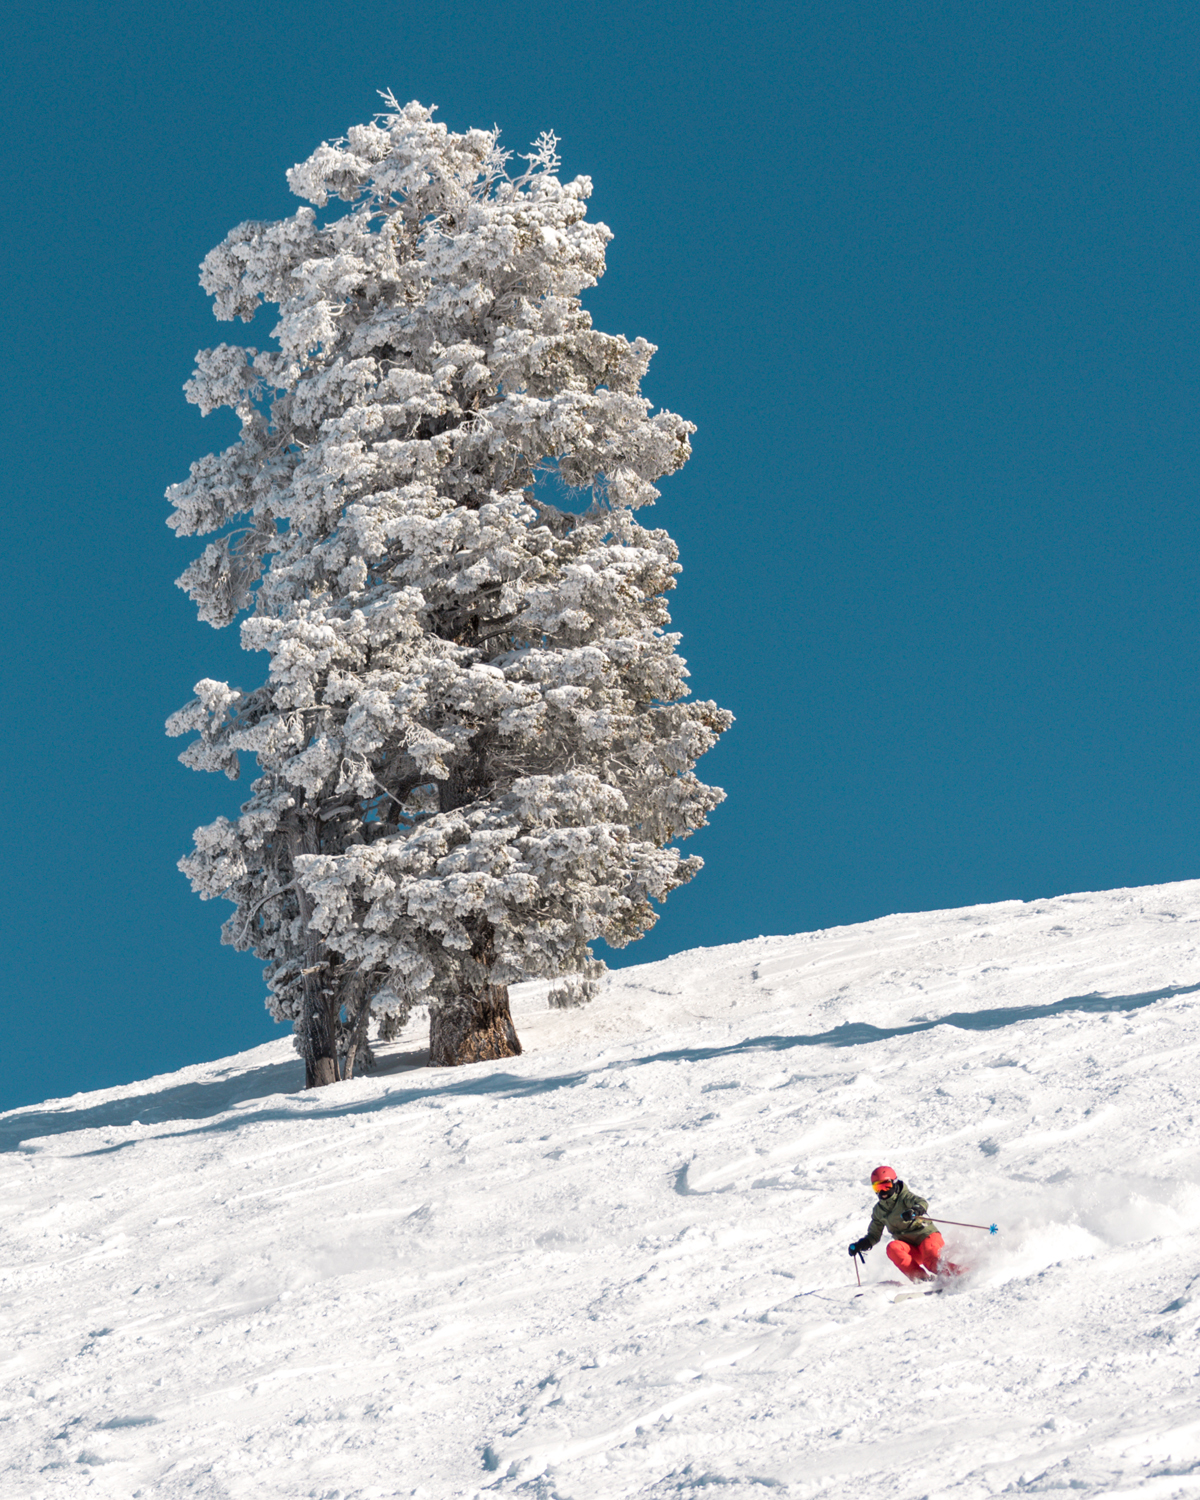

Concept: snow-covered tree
[[167, 98, 732, 1085]]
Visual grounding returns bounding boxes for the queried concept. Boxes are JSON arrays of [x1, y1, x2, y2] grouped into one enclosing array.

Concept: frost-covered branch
[[231, 881, 298, 947]]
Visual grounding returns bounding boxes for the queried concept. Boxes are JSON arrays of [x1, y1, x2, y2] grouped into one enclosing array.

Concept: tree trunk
[[307, 1020, 340, 1092], [300, 970, 339, 1088], [292, 834, 340, 1089], [429, 983, 522, 1066], [342, 978, 374, 1082], [429, 777, 521, 1067]]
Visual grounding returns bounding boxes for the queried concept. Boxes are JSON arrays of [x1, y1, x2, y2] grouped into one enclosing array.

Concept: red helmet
[[870, 1165, 897, 1190]]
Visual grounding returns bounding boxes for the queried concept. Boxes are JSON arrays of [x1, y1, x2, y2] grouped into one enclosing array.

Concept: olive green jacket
[[862, 1181, 936, 1246]]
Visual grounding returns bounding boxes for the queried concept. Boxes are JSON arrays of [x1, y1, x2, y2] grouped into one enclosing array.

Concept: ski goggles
[[871, 1180, 896, 1194]]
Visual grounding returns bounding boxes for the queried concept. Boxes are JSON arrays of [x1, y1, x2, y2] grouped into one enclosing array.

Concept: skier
[[848, 1165, 956, 1282]]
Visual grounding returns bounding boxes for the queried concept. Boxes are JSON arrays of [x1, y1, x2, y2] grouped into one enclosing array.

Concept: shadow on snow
[[4, 981, 1197, 1154]]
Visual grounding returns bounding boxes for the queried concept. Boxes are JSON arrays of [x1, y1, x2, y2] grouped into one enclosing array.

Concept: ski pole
[[925, 1217, 999, 1235]]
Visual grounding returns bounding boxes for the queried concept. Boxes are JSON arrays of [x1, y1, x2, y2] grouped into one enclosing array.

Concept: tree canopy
[[167, 98, 732, 1083]]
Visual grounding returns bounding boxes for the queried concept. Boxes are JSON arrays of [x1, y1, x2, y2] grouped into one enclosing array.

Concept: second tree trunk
[[429, 984, 522, 1066]]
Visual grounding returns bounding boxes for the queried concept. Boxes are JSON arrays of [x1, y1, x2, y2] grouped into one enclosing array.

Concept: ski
[[893, 1287, 944, 1302], [852, 1279, 904, 1299]]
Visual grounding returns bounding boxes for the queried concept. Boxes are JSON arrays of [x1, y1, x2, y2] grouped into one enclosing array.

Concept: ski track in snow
[[4, 881, 1200, 1498]]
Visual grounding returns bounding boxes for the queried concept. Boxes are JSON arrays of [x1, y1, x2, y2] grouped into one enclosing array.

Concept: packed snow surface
[[5, 882, 1200, 1499]]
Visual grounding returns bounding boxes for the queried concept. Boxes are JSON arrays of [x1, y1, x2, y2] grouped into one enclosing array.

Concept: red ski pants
[[887, 1232, 946, 1282]]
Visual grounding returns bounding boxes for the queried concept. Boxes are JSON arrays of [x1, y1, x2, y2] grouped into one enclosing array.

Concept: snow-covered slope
[[5, 881, 1200, 1499]]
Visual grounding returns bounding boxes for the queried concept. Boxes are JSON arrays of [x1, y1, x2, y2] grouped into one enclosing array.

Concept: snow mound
[[4, 880, 1200, 1497]]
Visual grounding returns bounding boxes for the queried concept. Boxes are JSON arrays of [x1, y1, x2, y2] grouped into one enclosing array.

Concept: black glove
[[901, 1210, 916, 1223], [848, 1238, 870, 1257]]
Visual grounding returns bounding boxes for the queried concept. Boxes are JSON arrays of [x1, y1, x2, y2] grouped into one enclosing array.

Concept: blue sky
[[4, 1, 1199, 1113]]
